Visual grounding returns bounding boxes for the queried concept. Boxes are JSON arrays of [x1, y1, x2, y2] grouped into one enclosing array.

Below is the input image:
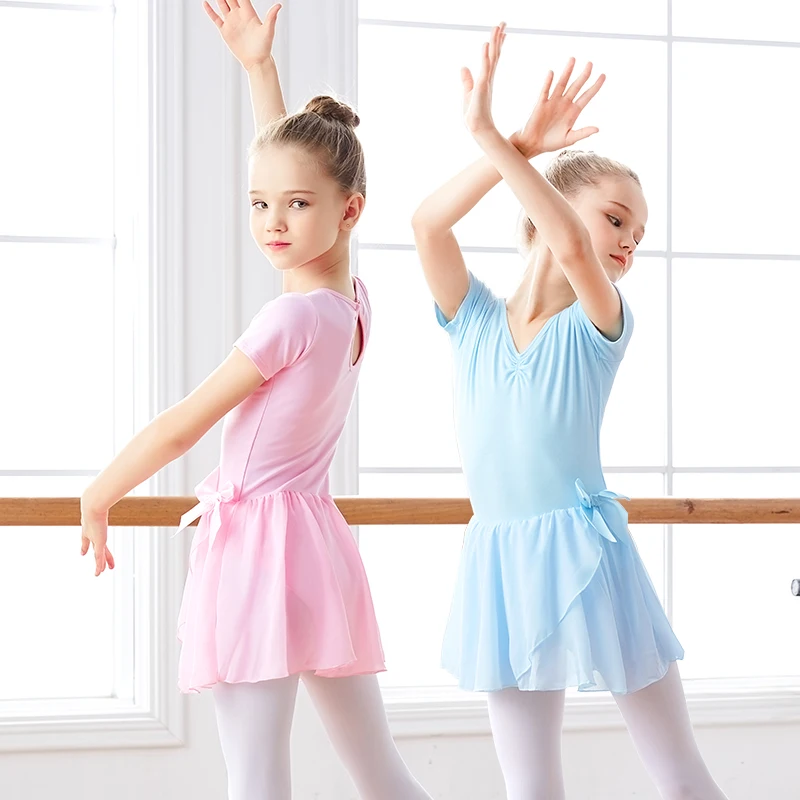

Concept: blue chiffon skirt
[[442, 480, 684, 694]]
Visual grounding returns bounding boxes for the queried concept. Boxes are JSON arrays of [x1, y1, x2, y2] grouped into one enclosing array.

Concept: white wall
[[0, 2, 797, 798]]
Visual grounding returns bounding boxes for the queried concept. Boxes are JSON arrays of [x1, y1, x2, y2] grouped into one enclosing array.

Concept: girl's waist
[[468, 476, 620, 521], [467, 479, 630, 546]]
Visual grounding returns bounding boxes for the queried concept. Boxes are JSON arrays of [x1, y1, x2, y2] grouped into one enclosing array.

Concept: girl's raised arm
[[465, 26, 621, 336], [411, 159, 498, 322], [412, 27, 605, 323], [411, 121, 549, 321], [204, 0, 287, 129]]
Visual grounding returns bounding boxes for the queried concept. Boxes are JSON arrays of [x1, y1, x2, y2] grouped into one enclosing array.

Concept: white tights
[[212, 673, 431, 800], [487, 663, 729, 800]]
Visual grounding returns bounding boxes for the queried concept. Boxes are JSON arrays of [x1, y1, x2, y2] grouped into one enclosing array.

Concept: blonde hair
[[518, 149, 640, 256], [249, 95, 366, 197]]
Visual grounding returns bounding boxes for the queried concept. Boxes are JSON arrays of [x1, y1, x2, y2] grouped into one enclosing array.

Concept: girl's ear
[[341, 194, 366, 230]]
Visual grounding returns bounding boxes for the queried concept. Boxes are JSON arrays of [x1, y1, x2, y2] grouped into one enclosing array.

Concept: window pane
[[358, 250, 459, 468], [601, 258, 667, 467], [359, 473, 466, 687], [0, 7, 113, 237], [673, 43, 800, 254], [358, 25, 667, 249], [359, 1, 666, 36], [0, 476, 93, 496], [0, 243, 115, 469], [360, 472, 468, 497], [672, 474, 800, 680], [673, 0, 800, 41], [0, 477, 116, 699], [672, 259, 800, 467]]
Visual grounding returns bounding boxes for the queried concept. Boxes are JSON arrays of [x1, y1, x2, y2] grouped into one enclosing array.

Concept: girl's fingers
[[95, 548, 105, 577], [489, 38, 498, 78], [538, 69, 555, 103], [227, 0, 239, 8], [215, 0, 231, 17], [553, 57, 576, 96], [203, 1, 224, 28], [574, 74, 606, 109], [566, 126, 599, 146], [485, 36, 499, 84], [495, 28, 507, 70], [489, 23, 505, 74], [461, 66, 474, 93], [80, 535, 89, 556], [106, 548, 115, 570], [480, 41, 491, 80], [564, 61, 593, 101], [264, 3, 281, 33], [493, 22, 505, 53]]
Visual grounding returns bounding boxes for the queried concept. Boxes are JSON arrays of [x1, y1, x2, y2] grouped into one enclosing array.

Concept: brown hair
[[518, 149, 640, 256], [249, 95, 366, 197]]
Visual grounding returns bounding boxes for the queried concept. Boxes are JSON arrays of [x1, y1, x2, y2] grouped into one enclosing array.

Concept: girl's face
[[248, 144, 363, 271], [571, 176, 648, 282]]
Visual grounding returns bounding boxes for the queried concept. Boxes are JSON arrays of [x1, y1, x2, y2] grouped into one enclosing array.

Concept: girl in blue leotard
[[412, 23, 728, 800]]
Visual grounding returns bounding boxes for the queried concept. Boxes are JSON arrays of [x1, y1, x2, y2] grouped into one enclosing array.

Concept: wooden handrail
[[1, 497, 800, 526]]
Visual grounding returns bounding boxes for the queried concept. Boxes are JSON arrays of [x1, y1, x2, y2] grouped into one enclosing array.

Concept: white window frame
[[286, 0, 800, 736], [0, 0, 186, 752]]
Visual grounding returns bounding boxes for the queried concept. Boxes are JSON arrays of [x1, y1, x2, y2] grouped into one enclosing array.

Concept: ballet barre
[[2, 496, 800, 527]]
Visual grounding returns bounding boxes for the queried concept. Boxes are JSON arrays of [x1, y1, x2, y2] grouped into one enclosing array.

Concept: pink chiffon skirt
[[176, 484, 385, 694]]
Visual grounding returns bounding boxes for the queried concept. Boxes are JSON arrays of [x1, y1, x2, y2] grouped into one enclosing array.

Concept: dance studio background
[[0, 0, 797, 797]]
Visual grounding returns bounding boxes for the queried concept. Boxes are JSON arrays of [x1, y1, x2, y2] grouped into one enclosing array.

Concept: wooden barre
[[1, 497, 800, 526]]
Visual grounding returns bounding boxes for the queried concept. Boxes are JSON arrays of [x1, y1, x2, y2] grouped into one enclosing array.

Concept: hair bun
[[304, 95, 360, 128]]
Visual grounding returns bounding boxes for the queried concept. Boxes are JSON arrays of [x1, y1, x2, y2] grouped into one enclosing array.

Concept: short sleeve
[[434, 271, 496, 345], [233, 292, 319, 381], [572, 285, 634, 362]]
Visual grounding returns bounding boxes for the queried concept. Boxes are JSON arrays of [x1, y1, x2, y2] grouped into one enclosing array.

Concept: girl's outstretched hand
[[80, 504, 115, 578], [203, 0, 282, 72], [462, 23, 506, 135], [513, 58, 605, 159]]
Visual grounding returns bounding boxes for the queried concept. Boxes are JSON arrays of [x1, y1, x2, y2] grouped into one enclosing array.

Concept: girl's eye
[[252, 201, 267, 210], [607, 214, 622, 227], [291, 200, 309, 209]]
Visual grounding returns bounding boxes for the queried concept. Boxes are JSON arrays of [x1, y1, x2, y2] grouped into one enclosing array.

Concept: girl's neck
[[282, 243, 355, 301], [507, 248, 577, 322]]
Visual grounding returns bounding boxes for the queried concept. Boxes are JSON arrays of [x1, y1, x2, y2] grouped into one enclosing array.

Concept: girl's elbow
[[411, 207, 429, 232], [167, 428, 196, 455], [154, 409, 198, 454], [411, 209, 447, 239], [557, 233, 595, 267]]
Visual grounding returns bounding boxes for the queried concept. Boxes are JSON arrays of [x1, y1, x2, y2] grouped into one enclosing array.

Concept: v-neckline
[[502, 301, 564, 360]]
